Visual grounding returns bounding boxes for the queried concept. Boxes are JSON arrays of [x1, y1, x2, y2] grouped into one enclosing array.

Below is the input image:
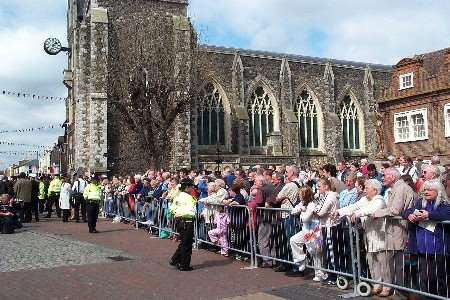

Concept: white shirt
[[72, 178, 87, 193]]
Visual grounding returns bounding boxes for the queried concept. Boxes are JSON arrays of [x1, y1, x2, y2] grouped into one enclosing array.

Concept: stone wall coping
[[200, 44, 392, 73]]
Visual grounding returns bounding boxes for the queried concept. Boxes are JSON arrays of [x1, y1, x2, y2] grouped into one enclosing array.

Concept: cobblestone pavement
[[0, 217, 360, 300], [0, 230, 133, 272]]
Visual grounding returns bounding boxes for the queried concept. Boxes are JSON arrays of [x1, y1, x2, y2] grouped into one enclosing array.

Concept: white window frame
[[399, 72, 414, 90], [445, 103, 450, 137], [394, 108, 428, 143]]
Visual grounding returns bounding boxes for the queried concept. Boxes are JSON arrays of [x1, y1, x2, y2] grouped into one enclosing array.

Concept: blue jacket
[[402, 199, 450, 255]]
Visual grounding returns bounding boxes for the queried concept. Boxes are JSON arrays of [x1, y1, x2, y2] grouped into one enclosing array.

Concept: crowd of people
[[0, 172, 103, 233], [1, 154, 449, 299]]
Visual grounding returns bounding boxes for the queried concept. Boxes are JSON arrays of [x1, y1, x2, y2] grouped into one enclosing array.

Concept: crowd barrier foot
[[339, 292, 360, 299], [240, 266, 258, 270]]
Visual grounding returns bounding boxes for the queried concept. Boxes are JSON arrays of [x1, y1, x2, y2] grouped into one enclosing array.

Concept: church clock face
[[44, 38, 62, 55]]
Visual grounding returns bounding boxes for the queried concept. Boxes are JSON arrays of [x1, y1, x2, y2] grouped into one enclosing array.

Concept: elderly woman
[[337, 179, 387, 296], [402, 179, 450, 298], [199, 180, 228, 224]]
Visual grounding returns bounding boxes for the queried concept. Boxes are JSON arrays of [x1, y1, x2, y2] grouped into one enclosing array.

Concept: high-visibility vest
[[83, 183, 102, 201], [38, 182, 46, 200], [48, 178, 62, 195], [170, 192, 197, 219]]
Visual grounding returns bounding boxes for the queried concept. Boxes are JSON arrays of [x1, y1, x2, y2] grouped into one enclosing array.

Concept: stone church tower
[[65, 0, 391, 176], [65, 0, 193, 175]]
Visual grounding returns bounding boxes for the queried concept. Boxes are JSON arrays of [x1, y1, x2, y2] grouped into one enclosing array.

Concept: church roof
[[200, 44, 392, 72]]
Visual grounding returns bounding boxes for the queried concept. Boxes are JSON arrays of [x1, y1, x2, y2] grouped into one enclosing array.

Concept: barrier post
[[340, 217, 359, 299], [135, 197, 139, 230]]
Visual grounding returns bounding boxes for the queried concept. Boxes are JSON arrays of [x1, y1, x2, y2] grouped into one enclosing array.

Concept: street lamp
[[214, 141, 223, 173]]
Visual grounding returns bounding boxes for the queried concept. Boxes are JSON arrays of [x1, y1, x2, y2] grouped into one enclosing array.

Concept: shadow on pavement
[[194, 258, 234, 270]]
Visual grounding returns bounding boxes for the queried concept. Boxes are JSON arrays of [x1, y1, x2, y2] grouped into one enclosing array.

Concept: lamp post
[[214, 141, 223, 174]]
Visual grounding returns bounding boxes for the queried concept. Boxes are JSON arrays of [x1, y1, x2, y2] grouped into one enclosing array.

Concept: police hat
[[180, 178, 195, 190]]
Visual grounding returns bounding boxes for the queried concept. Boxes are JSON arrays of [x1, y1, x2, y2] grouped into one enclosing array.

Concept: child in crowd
[[208, 206, 230, 256]]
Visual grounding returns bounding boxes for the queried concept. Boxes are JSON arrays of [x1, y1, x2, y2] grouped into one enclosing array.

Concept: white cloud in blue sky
[[1, 0, 449, 170]]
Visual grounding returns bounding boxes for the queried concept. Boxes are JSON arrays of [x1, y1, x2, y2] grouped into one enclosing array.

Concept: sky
[[1, 0, 449, 170]]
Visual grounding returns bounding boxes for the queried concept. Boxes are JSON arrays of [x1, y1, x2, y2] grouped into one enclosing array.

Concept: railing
[[102, 195, 449, 299]]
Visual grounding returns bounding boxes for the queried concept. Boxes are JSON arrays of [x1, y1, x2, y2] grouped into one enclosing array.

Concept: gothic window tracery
[[340, 95, 361, 150], [197, 83, 226, 145], [248, 86, 274, 147], [295, 90, 319, 149]]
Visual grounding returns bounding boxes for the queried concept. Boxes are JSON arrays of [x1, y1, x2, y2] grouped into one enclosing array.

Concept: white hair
[[288, 165, 300, 177], [215, 179, 226, 188], [431, 155, 441, 165], [422, 179, 449, 209], [384, 167, 401, 180], [365, 179, 382, 195], [423, 164, 440, 178], [255, 175, 267, 184]]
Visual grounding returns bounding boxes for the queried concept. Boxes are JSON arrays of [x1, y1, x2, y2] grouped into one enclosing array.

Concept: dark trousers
[[32, 199, 39, 221], [62, 209, 70, 222], [73, 195, 86, 222], [23, 202, 32, 222], [38, 198, 46, 213], [0, 216, 15, 234], [86, 202, 99, 232], [417, 255, 447, 299], [46, 192, 61, 217], [171, 220, 194, 268]]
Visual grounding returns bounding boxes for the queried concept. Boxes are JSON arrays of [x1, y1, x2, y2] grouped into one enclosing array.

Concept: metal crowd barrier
[[101, 196, 449, 299], [354, 217, 450, 300], [253, 207, 359, 297], [195, 203, 255, 266]]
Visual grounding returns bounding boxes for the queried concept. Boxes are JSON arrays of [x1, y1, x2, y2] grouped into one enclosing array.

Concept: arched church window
[[248, 86, 274, 147], [197, 83, 225, 145], [340, 95, 361, 150], [295, 90, 319, 149]]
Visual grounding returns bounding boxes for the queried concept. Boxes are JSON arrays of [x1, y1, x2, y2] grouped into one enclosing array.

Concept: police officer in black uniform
[[169, 178, 197, 271]]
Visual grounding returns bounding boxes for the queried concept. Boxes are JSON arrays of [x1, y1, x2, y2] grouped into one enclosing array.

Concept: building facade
[[65, 0, 392, 175], [379, 48, 450, 162]]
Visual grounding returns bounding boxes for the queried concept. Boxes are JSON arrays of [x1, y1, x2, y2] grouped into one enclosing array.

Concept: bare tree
[[109, 15, 203, 170]]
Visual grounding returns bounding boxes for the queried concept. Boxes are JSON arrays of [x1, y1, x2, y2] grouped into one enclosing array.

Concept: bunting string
[[1, 89, 67, 102], [0, 141, 49, 148], [0, 123, 63, 134], [0, 150, 44, 155]]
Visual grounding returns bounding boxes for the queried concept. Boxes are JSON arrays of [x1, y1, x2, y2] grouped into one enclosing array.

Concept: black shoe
[[273, 265, 288, 272], [91, 229, 98, 233], [169, 261, 178, 269], [178, 266, 193, 271], [285, 270, 305, 277], [322, 279, 336, 286], [76, 220, 80, 223], [44, 215, 51, 218], [260, 262, 272, 268]]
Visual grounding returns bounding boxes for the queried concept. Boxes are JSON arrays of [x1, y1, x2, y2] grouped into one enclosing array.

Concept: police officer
[[169, 178, 197, 271], [83, 174, 102, 233], [46, 174, 62, 218]]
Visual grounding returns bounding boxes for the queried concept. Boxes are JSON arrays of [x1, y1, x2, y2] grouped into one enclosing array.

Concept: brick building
[[378, 48, 450, 162], [64, 0, 392, 175]]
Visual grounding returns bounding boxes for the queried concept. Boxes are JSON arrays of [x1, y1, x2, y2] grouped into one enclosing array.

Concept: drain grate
[[107, 256, 132, 262]]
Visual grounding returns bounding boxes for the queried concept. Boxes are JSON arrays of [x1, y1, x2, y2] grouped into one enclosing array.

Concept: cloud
[[2, 0, 449, 170], [0, 1, 67, 170], [189, 0, 450, 64]]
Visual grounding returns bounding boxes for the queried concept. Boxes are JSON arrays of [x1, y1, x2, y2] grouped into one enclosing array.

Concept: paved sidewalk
[[0, 217, 360, 300]]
